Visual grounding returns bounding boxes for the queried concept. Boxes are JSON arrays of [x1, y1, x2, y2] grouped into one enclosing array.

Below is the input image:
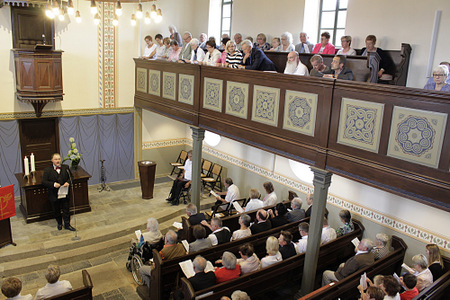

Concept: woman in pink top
[[216, 37, 231, 66], [312, 31, 336, 55], [167, 40, 181, 61]]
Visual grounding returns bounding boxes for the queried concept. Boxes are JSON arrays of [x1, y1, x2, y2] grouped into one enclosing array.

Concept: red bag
[[0, 185, 15, 220]]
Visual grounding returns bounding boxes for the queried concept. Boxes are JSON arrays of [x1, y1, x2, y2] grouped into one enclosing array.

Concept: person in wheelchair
[[126, 218, 163, 272]]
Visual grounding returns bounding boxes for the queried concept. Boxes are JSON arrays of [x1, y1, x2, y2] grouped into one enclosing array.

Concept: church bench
[[47, 270, 93, 300], [181, 201, 290, 243], [179, 220, 364, 300], [147, 216, 318, 300], [265, 43, 411, 86], [412, 256, 450, 300], [301, 235, 407, 300]]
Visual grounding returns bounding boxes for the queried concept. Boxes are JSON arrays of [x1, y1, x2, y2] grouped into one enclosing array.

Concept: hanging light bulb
[[136, 3, 143, 19], [94, 13, 100, 25], [52, 0, 60, 16], [75, 10, 82, 23], [58, 8, 65, 21], [67, 0, 74, 15], [45, 4, 55, 19], [150, 4, 157, 19], [144, 12, 151, 24], [155, 9, 162, 23], [90, 0, 97, 15], [131, 14, 137, 26], [115, 1, 122, 17], [112, 14, 119, 26]]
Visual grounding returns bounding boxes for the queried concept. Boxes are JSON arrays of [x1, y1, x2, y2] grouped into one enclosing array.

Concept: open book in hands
[[179, 259, 215, 278]]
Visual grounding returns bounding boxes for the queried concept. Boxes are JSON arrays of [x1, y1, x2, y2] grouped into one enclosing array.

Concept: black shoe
[[171, 200, 179, 206], [65, 225, 76, 231], [166, 197, 173, 202], [57, 224, 63, 230]]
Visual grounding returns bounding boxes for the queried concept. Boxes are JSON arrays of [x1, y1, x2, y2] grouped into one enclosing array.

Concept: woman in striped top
[[225, 41, 243, 69]]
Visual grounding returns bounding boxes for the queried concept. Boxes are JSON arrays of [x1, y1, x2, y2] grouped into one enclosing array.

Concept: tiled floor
[[1, 177, 215, 299]]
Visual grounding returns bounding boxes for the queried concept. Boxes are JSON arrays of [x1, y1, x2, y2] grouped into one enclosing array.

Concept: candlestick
[[24, 156, 30, 176], [30, 153, 36, 172]]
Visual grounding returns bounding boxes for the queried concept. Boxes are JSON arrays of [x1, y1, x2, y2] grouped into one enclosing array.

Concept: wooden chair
[[201, 159, 212, 178], [170, 150, 188, 176], [201, 163, 222, 192], [47, 270, 93, 300]]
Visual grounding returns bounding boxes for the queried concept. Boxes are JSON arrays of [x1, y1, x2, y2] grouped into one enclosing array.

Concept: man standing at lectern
[[42, 153, 76, 231]]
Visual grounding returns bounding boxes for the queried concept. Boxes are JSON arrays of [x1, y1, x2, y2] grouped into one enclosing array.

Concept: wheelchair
[[126, 238, 164, 285]]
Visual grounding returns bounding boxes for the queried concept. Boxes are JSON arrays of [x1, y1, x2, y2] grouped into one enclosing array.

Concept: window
[[318, 0, 348, 45], [220, 0, 233, 37]]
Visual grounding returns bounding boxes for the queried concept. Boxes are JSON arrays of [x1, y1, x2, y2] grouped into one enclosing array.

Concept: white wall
[[231, 0, 306, 45], [342, 0, 450, 88], [142, 110, 188, 141]]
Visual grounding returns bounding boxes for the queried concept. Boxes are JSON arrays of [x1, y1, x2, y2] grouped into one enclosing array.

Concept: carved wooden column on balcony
[[13, 47, 63, 117]]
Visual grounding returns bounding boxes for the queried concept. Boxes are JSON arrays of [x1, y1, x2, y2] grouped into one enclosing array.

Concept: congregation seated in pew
[[286, 197, 306, 222], [296, 222, 309, 254], [249, 209, 272, 234], [220, 290, 251, 300], [244, 189, 264, 212], [336, 209, 355, 237], [189, 225, 213, 253], [213, 177, 240, 209], [230, 214, 252, 241], [321, 217, 337, 245], [284, 51, 309, 76], [1, 277, 32, 300], [309, 54, 330, 77], [371, 233, 390, 260], [261, 236, 283, 268], [202, 217, 232, 246], [237, 243, 261, 274], [278, 230, 297, 260], [215, 251, 241, 283], [267, 202, 289, 227], [400, 273, 419, 300], [402, 254, 433, 291], [323, 55, 354, 80], [262, 181, 278, 206], [423, 65, 450, 92], [35, 265, 73, 300], [426, 243, 445, 281]]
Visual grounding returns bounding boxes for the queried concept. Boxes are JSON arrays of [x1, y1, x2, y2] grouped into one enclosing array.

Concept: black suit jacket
[[244, 48, 277, 71], [250, 220, 272, 234], [188, 213, 206, 226], [189, 271, 216, 291], [42, 164, 72, 202]]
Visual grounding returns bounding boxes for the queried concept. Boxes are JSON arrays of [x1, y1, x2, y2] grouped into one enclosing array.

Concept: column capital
[[190, 126, 205, 141], [310, 167, 332, 188]]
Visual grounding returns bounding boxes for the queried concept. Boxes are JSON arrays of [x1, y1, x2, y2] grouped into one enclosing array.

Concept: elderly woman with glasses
[[424, 65, 450, 92], [337, 35, 356, 56]]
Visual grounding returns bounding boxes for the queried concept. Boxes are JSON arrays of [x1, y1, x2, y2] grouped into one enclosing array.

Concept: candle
[[24, 156, 30, 176], [30, 153, 36, 172]]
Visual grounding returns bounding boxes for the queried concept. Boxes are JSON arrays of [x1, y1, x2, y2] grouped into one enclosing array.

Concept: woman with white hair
[[424, 65, 450, 91], [404, 254, 434, 291], [184, 38, 205, 64], [215, 251, 241, 283], [142, 217, 163, 244], [277, 32, 295, 52], [371, 233, 390, 260], [168, 25, 182, 46], [261, 236, 282, 268]]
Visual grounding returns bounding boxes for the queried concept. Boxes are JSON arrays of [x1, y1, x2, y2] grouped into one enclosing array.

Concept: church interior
[[0, 0, 449, 299]]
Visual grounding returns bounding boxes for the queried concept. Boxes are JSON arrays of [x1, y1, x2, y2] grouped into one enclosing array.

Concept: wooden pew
[[47, 270, 93, 300], [412, 256, 450, 300], [264, 43, 411, 85], [180, 221, 365, 300], [181, 201, 290, 243], [301, 235, 407, 300]]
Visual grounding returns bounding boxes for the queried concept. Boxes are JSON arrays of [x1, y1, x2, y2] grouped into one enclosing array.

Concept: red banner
[[0, 185, 15, 220]]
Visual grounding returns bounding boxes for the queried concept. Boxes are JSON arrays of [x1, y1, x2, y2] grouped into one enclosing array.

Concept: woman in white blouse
[[184, 38, 205, 64], [337, 36, 357, 56], [261, 236, 282, 268], [277, 32, 295, 52], [141, 35, 157, 60], [199, 40, 221, 66]]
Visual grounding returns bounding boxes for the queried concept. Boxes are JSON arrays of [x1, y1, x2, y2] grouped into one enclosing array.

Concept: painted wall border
[[144, 137, 450, 252]]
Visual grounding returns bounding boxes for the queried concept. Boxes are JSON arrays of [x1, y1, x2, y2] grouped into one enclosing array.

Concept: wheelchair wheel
[[131, 254, 145, 285]]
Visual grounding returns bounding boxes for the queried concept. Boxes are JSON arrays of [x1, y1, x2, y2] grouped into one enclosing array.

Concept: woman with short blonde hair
[[261, 236, 282, 268]]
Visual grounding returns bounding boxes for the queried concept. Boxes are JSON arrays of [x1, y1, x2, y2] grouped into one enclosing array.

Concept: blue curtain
[[0, 120, 22, 195], [59, 113, 135, 185]]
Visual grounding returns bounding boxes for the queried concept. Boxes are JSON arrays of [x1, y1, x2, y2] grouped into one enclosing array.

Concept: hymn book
[[179, 259, 215, 278], [401, 263, 415, 274]]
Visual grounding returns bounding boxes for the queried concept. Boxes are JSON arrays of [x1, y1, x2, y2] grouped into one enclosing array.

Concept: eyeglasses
[[433, 74, 445, 77]]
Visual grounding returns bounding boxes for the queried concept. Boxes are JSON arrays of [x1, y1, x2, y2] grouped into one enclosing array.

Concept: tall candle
[[24, 156, 30, 176], [30, 153, 36, 172]]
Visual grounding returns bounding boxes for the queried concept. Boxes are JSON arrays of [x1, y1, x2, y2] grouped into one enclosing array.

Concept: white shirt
[[337, 48, 357, 56], [144, 43, 157, 59], [321, 226, 337, 245], [383, 293, 400, 300], [245, 198, 264, 212], [296, 235, 308, 254], [35, 280, 72, 300], [202, 49, 221, 66], [207, 226, 230, 246], [156, 44, 166, 58], [294, 62, 309, 76], [261, 251, 282, 268], [263, 192, 278, 206], [231, 228, 251, 241], [8, 294, 33, 300], [183, 159, 192, 181], [224, 184, 240, 203], [191, 47, 205, 63]]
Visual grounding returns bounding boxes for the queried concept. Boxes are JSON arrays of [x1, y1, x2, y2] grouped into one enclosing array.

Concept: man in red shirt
[[400, 274, 419, 300]]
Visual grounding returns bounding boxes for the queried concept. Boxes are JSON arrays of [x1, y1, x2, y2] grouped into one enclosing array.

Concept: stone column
[[299, 167, 332, 295], [190, 126, 205, 208]]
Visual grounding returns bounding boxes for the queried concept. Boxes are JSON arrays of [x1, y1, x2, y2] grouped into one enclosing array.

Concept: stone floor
[[0, 177, 215, 300]]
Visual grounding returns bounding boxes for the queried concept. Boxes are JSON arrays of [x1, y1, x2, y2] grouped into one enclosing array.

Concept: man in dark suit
[[286, 198, 306, 222], [250, 209, 272, 234], [189, 255, 216, 290], [240, 40, 277, 72], [42, 153, 76, 231], [278, 230, 297, 260], [322, 239, 375, 285]]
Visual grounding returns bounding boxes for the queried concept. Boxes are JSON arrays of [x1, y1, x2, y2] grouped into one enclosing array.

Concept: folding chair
[[178, 185, 191, 205], [170, 150, 188, 176], [201, 159, 212, 178], [205, 201, 232, 220], [201, 163, 222, 192]]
